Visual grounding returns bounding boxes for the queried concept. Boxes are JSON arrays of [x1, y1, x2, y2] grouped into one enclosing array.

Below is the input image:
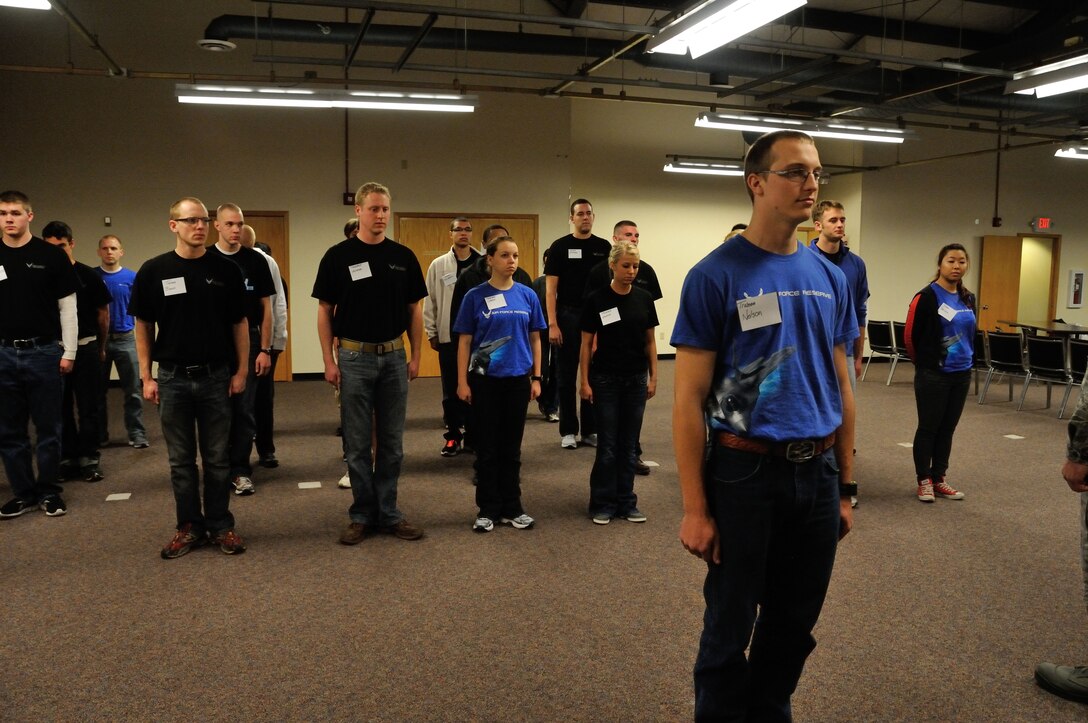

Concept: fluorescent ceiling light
[[0, 0, 51, 8], [1055, 145, 1088, 160], [664, 157, 744, 176], [695, 112, 908, 144], [647, 0, 807, 59], [175, 84, 476, 112], [1006, 55, 1088, 98]]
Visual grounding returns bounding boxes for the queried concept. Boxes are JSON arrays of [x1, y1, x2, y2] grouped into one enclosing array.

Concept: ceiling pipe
[[51, 0, 127, 77]]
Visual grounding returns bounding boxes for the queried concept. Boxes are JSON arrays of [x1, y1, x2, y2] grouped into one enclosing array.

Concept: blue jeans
[[588, 370, 646, 516], [157, 363, 235, 535], [340, 347, 408, 527], [0, 342, 64, 502], [695, 445, 842, 722], [228, 330, 261, 477], [98, 331, 146, 444]]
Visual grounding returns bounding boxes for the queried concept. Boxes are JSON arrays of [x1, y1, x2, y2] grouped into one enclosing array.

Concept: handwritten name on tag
[[737, 292, 782, 331], [484, 293, 507, 311], [349, 262, 372, 281], [599, 307, 621, 325], [162, 277, 187, 296]]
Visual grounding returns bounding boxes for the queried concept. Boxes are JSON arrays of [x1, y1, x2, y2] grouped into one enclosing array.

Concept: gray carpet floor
[[3, 360, 1087, 721]]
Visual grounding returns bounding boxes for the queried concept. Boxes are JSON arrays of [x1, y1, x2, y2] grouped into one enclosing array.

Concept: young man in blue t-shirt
[[672, 131, 857, 721]]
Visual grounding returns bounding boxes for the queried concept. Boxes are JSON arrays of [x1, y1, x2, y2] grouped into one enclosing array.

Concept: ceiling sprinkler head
[[197, 38, 237, 52]]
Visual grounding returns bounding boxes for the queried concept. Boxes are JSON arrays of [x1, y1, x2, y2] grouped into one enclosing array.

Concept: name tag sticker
[[162, 277, 187, 296], [599, 307, 621, 325], [0, 265, 6, 282], [568, 248, 582, 259], [937, 302, 957, 321], [484, 293, 507, 311], [349, 262, 372, 281], [737, 292, 782, 331], [441, 271, 457, 287]]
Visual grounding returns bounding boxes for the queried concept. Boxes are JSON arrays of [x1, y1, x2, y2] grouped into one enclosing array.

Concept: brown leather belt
[[339, 337, 404, 355], [716, 432, 836, 463]]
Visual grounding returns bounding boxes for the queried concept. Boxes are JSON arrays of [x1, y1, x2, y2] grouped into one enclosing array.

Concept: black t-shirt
[[580, 286, 659, 376], [207, 245, 275, 329], [129, 250, 246, 365], [586, 257, 663, 301], [543, 233, 611, 308], [455, 253, 476, 275], [73, 262, 112, 338], [0, 236, 80, 339], [311, 237, 427, 342]]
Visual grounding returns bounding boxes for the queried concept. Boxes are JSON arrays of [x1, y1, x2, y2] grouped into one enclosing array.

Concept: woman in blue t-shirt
[[904, 243, 976, 503], [578, 240, 659, 524], [453, 236, 546, 533]]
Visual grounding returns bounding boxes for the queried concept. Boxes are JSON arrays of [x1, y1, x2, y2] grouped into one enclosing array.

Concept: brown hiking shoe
[[382, 519, 424, 541], [161, 523, 206, 559], [212, 529, 247, 555], [339, 522, 369, 545]]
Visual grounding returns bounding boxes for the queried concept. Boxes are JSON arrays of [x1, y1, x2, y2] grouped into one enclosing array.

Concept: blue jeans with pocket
[[98, 331, 146, 444], [157, 363, 234, 535], [0, 342, 65, 503], [339, 346, 408, 527], [694, 444, 842, 722]]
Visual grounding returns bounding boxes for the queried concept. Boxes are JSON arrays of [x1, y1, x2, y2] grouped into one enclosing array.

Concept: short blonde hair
[[609, 240, 639, 266], [169, 197, 206, 219], [354, 182, 391, 206]]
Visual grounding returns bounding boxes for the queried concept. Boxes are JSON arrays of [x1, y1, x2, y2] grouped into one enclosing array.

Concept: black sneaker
[[259, 453, 279, 468], [82, 464, 104, 482], [129, 438, 150, 449], [40, 496, 67, 517], [0, 498, 38, 518], [441, 439, 460, 457]]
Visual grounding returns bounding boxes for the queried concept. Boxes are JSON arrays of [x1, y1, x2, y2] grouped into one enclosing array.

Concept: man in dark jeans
[[0, 190, 79, 520], [672, 131, 856, 720], [208, 204, 274, 496], [42, 221, 111, 483], [132, 196, 249, 559], [544, 199, 610, 449]]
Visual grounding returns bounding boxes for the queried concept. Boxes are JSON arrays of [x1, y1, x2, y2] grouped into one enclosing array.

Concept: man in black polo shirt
[[131, 197, 249, 559], [0, 190, 79, 519], [208, 204, 274, 496], [545, 198, 611, 449], [313, 181, 427, 545], [42, 221, 111, 483]]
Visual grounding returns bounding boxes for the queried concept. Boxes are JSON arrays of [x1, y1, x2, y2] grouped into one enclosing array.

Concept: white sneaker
[[337, 474, 351, 489], [232, 476, 255, 496], [581, 434, 598, 447], [561, 434, 577, 449], [473, 516, 494, 533], [501, 514, 535, 529]]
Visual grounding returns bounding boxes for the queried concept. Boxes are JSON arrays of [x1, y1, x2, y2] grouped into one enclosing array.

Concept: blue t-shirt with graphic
[[671, 235, 858, 440], [453, 281, 547, 378], [929, 282, 975, 372]]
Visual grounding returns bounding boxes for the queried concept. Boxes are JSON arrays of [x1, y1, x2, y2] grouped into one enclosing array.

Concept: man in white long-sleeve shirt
[[242, 224, 288, 468], [0, 190, 81, 519]]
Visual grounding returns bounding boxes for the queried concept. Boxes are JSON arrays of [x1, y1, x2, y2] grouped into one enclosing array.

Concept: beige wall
[[8, 71, 1088, 372]]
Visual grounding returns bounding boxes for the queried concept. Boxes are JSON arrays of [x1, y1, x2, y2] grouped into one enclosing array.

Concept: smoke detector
[[197, 38, 237, 52]]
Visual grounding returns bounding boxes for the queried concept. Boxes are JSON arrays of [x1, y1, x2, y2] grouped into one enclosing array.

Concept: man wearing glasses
[[424, 217, 481, 458], [672, 131, 856, 720], [131, 198, 249, 559]]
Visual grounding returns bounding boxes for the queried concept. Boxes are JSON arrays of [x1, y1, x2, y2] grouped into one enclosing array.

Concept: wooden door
[[978, 235, 1022, 332], [394, 214, 539, 378], [245, 212, 291, 381]]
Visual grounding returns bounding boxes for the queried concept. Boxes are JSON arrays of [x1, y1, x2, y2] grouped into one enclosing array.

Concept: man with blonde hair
[[313, 182, 428, 545]]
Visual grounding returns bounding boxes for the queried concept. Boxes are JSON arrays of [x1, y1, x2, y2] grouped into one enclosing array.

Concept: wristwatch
[[530, 375, 543, 381], [839, 481, 858, 497], [261, 347, 273, 355]]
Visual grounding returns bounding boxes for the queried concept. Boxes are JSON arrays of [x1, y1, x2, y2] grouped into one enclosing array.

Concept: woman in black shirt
[[579, 241, 659, 524]]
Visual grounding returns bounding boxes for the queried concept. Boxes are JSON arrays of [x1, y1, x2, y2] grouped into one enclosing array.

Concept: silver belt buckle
[[785, 440, 816, 463]]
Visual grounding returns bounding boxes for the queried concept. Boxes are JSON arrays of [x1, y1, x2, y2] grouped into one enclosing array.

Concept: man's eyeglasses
[[757, 169, 831, 185], [452, 227, 473, 233], [174, 217, 211, 225]]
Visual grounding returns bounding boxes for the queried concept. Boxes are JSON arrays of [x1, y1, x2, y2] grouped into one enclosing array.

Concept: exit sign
[[1032, 216, 1053, 231]]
